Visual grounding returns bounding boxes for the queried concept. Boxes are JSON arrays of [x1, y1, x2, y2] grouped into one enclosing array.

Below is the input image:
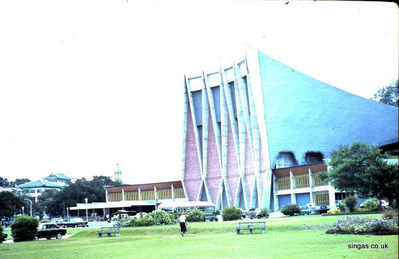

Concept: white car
[[380, 200, 389, 208]]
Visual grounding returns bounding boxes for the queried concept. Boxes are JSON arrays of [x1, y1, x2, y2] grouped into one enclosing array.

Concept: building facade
[[182, 49, 398, 211], [70, 180, 186, 216]]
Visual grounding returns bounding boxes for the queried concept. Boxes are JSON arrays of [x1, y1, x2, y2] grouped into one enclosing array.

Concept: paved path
[[3, 233, 74, 243]]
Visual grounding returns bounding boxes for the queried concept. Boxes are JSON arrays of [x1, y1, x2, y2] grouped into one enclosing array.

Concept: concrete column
[[105, 189, 109, 203], [328, 186, 336, 209], [308, 168, 314, 204], [290, 171, 296, 204], [273, 174, 279, 212], [171, 184, 175, 202], [138, 188, 142, 201], [154, 186, 158, 201], [122, 188, 125, 202]]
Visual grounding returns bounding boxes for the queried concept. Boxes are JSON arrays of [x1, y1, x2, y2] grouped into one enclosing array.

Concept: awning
[[69, 200, 156, 211], [158, 201, 215, 209]]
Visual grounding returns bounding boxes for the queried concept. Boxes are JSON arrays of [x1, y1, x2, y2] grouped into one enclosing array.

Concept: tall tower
[[113, 163, 122, 184]]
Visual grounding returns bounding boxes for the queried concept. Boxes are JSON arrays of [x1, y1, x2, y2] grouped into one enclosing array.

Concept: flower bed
[[322, 211, 382, 216], [326, 216, 398, 235]]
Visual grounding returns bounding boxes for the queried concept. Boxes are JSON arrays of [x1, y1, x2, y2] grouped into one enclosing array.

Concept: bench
[[98, 227, 120, 237], [236, 221, 266, 234]]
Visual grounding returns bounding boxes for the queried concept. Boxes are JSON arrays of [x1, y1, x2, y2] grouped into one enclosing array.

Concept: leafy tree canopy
[[0, 177, 10, 187], [38, 175, 119, 217], [320, 141, 398, 203], [0, 178, 32, 187], [0, 191, 26, 217], [373, 80, 399, 107]]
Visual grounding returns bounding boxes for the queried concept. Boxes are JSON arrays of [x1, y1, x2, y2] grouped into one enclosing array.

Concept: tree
[[344, 196, 357, 212], [0, 177, 10, 187], [320, 141, 398, 203], [373, 80, 399, 107], [37, 176, 119, 217], [10, 178, 31, 187], [0, 191, 26, 217]]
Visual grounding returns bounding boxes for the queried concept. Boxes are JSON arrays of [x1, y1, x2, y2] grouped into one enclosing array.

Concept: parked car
[[57, 217, 88, 228], [306, 203, 329, 214], [51, 218, 64, 224], [132, 212, 148, 219], [36, 223, 67, 240], [318, 205, 329, 214], [299, 206, 313, 215], [203, 211, 218, 222]]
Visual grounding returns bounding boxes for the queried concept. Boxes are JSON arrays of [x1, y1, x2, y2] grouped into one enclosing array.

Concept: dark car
[[36, 223, 67, 240], [318, 205, 329, 214], [57, 217, 88, 228]]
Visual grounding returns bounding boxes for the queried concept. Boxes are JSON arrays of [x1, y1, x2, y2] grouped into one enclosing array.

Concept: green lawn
[[1, 214, 397, 259]]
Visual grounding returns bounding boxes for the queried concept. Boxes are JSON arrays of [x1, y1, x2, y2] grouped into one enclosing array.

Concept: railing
[[277, 177, 290, 190], [295, 175, 309, 188]]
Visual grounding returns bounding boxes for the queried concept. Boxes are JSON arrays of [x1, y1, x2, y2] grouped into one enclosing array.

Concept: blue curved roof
[[44, 173, 71, 181], [18, 179, 63, 189], [257, 51, 398, 167]]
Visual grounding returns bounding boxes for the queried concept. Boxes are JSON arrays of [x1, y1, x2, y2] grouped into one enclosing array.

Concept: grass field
[[0, 214, 397, 258]]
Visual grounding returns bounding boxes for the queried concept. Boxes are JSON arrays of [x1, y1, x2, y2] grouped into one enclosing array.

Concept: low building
[[17, 179, 64, 202], [43, 173, 71, 186], [70, 180, 187, 216]]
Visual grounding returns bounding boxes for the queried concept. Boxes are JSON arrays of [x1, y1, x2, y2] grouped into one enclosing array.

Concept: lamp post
[[27, 199, 33, 217], [67, 207, 70, 221], [85, 198, 88, 222]]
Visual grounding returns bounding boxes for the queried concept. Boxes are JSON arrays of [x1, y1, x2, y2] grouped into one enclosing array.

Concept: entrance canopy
[[69, 200, 156, 211], [158, 201, 215, 211], [111, 209, 136, 215]]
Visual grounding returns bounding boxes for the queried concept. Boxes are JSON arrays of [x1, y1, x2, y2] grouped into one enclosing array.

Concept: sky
[[0, 0, 397, 184]]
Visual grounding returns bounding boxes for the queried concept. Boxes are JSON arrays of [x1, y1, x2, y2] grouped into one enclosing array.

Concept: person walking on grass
[[178, 213, 187, 237]]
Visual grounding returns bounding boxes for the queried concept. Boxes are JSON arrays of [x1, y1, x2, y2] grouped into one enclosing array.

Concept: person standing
[[178, 213, 187, 237]]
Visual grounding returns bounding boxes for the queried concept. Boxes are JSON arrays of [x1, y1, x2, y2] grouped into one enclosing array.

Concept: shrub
[[187, 208, 204, 222], [258, 208, 270, 218], [148, 210, 172, 225], [362, 198, 379, 211], [0, 225, 3, 244], [130, 217, 156, 227], [170, 213, 179, 222], [344, 196, 357, 212], [382, 210, 398, 220], [119, 218, 131, 227], [327, 208, 340, 214], [11, 216, 39, 242], [222, 207, 242, 221], [281, 204, 300, 216], [333, 216, 398, 234], [337, 200, 346, 212]]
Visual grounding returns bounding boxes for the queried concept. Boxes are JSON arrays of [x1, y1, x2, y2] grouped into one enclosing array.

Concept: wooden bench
[[236, 221, 266, 234], [98, 227, 120, 237]]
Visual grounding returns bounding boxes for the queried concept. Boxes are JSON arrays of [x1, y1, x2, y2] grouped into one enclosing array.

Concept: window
[[305, 152, 324, 164], [276, 152, 297, 168]]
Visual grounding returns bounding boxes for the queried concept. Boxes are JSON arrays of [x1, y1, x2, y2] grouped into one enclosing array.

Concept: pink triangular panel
[[184, 104, 202, 201], [206, 111, 222, 203], [226, 115, 240, 205], [244, 130, 255, 200]]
